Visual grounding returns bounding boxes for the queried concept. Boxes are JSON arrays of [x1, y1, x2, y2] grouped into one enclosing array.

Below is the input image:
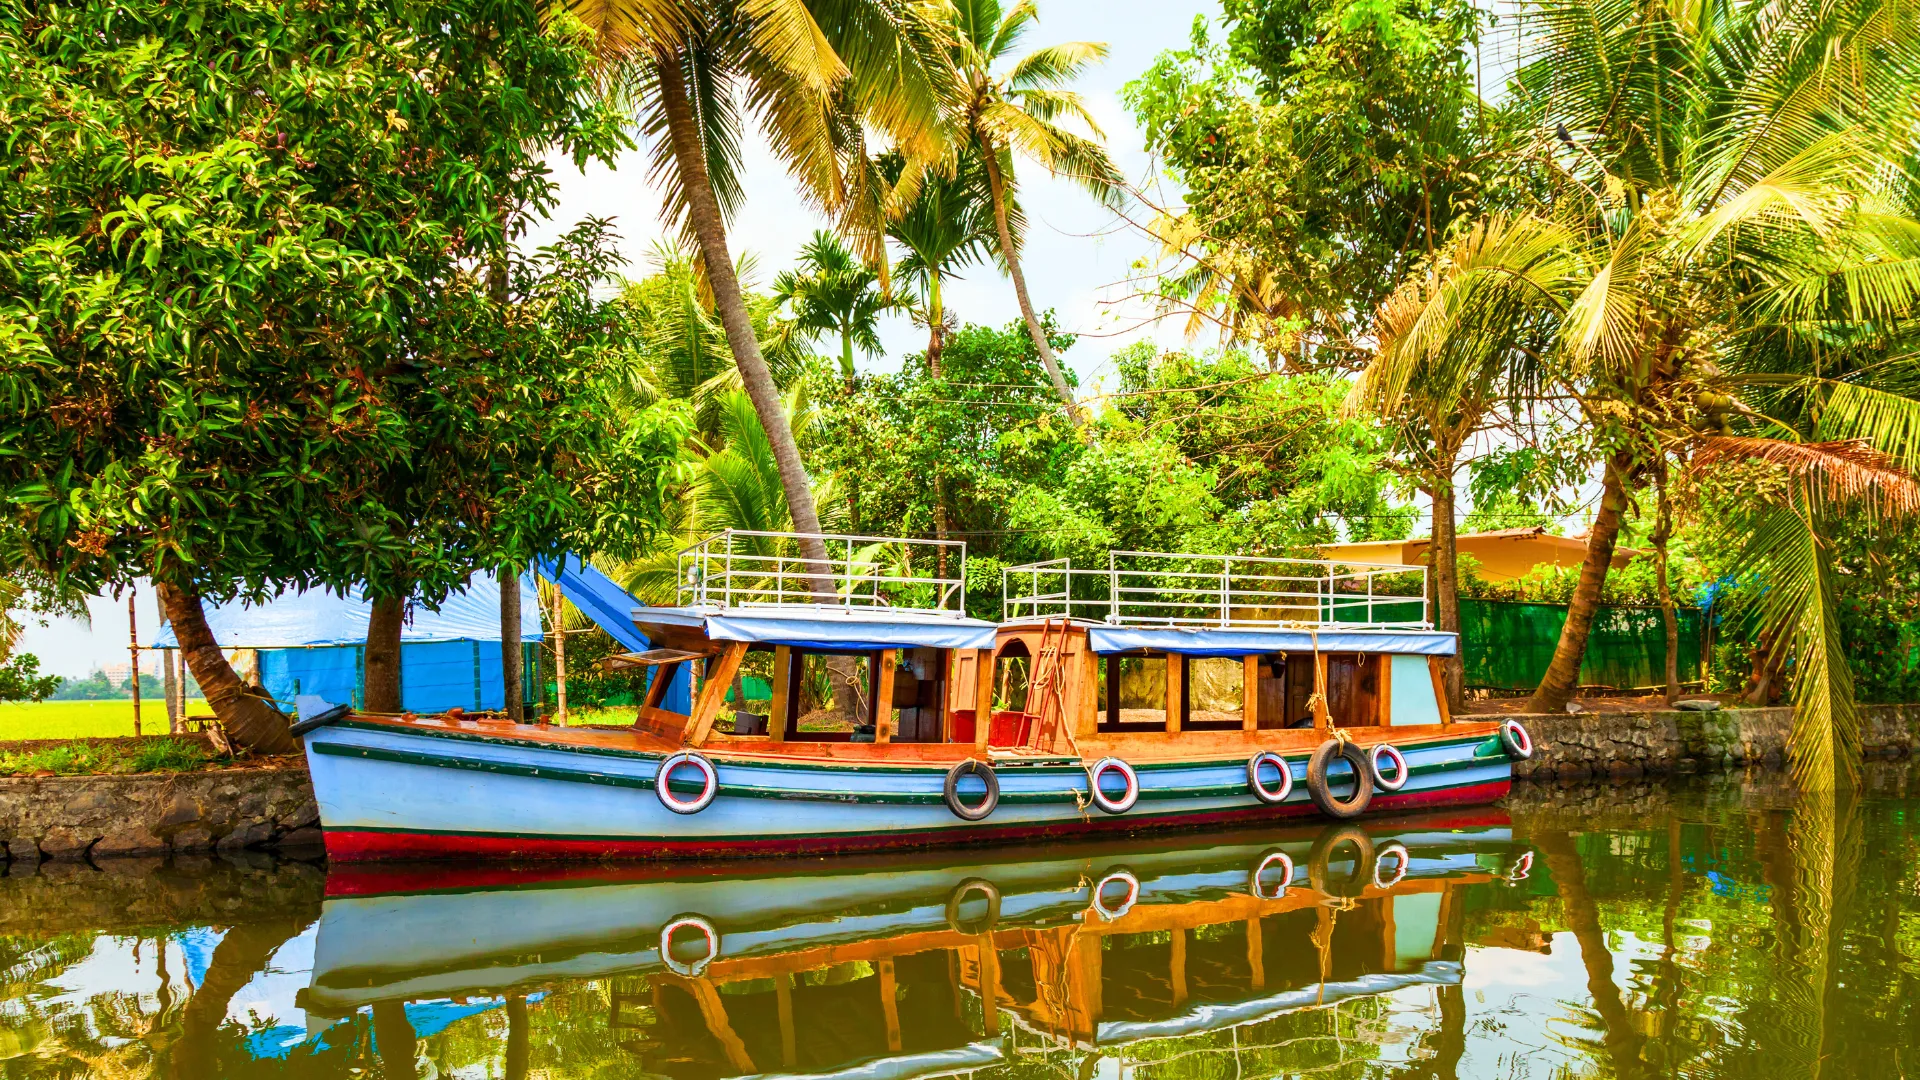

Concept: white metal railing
[[1002, 551, 1429, 629], [676, 530, 968, 616]]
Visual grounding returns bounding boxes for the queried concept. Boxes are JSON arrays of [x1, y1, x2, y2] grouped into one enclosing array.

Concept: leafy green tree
[[572, 0, 955, 580], [1353, 0, 1920, 784], [950, 0, 1125, 423], [773, 231, 895, 385], [0, 0, 675, 748]]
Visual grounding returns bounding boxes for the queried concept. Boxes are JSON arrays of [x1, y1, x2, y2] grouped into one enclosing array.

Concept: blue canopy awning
[[152, 576, 542, 649], [633, 607, 999, 652], [535, 555, 650, 653], [1084, 626, 1457, 657]]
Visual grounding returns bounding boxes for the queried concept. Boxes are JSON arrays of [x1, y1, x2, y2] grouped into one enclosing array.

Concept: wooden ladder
[[1026, 619, 1069, 751]]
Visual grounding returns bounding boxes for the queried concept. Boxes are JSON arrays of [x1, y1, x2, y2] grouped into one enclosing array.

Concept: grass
[[0, 699, 207, 741], [0, 736, 213, 777]]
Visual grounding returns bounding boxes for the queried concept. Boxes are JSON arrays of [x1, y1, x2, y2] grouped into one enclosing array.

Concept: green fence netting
[[1459, 599, 1702, 692]]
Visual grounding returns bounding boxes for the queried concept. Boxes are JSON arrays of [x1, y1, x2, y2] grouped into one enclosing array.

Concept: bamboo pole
[[128, 589, 142, 738]]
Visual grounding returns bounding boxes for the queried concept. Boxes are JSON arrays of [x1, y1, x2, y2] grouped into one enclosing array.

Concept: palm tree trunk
[[1652, 467, 1680, 704], [979, 145, 1081, 427], [501, 568, 524, 720], [927, 270, 945, 379], [1527, 452, 1633, 713], [841, 332, 857, 385], [156, 581, 296, 754], [364, 594, 404, 713], [170, 916, 310, 1079], [657, 54, 832, 588], [1537, 829, 1646, 1074], [372, 1001, 420, 1080], [1428, 446, 1465, 710], [505, 993, 531, 1080]]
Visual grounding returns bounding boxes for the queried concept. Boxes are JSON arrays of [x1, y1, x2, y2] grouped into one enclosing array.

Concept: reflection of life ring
[[1501, 720, 1535, 760], [944, 759, 1000, 821], [1372, 840, 1411, 889], [1307, 825, 1376, 899], [656, 752, 719, 814], [1247, 751, 1293, 804], [1091, 868, 1140, 921], [1370, 743, 1410, 791], [1506, 850, 1535, 883], [1248, 850, 1295, 899], [1087, 757, 1140, 814], [945, 878, 1002, 935], [1306, 740, 1374, 819], [660, 914, 721, 976]]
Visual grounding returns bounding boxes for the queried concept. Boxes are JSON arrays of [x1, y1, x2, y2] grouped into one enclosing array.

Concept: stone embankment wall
[[1511, 702, 1918, 780], [0, 764, 320, 863]]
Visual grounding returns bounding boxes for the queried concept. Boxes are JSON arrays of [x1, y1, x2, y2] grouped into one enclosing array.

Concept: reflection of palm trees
[[372, 1000, 420, 1080], [169, 916, 312, 1080], [1535, 830, 1645, 1077], [1779, 789, 1863, 1080]]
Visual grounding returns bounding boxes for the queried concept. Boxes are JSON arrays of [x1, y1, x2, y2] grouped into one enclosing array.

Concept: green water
[[5, 763, 1920, 1079]]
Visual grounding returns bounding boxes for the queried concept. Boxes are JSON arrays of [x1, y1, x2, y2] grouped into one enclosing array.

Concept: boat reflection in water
[[301, 812, 1530, 1077]]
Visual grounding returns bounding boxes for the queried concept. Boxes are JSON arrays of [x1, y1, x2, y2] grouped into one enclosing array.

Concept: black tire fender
[[1306, 738, 1374, 820]]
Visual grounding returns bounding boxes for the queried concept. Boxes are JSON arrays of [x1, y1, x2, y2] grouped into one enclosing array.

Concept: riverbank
[[1507, 701, 1918, 780]]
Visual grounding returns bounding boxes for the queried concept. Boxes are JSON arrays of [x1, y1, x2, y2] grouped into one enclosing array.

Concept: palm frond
[[1692, 435, 1920, 518], [1004, 41, 1107, 90]]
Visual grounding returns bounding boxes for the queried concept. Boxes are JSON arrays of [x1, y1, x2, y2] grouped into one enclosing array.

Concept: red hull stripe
[[322, 780, 1510, 865]]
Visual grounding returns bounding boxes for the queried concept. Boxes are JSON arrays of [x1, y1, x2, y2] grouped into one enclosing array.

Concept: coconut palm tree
[[772, 230, 895, 386], [1351, 0, 1920, 787], [568, 0, 956, 577], [948, 0, 1125, 424], [885, 149, 1007, 375]]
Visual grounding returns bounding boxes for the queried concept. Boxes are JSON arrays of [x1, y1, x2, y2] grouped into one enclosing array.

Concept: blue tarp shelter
[[154, 578, 543, 713], [536, 555, 691, 715]]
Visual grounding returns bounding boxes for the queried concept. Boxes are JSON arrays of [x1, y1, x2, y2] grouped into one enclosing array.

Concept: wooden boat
[[299, 532, 1536, 861], [299, 817, 1529, 1074]]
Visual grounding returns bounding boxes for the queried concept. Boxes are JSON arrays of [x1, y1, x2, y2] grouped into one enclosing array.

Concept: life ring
[[1307, 825, 1375, 900], [1372, 840, 1411, 889], [945, 878, 1001, 935], [1306, 739, 1374, 819], [1501, 719, 1535, 760], [1506, 850, 1534, 883], [1087, 757, 1139, 814], [660, 914, 721, 976], [1248, 850, 1295, 899], [1247, 751, 1293, 804], [1370, 743, 1410, 792], [944, 759, 1000, 821], [656, 752, 719, 815], [1091, 868, 1140, 921]]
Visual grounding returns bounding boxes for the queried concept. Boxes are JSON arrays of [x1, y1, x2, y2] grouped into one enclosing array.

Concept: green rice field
[[0, 699, 207, 742]]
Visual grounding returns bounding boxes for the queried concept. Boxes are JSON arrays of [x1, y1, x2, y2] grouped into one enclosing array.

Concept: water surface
[[4, 763, 1918, 1078]]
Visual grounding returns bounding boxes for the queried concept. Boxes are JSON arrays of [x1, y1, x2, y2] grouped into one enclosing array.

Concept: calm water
[[6, 763, 1920, 1079]]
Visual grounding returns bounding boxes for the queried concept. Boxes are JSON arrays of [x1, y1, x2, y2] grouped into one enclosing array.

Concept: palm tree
[[1352, 0, 1920, 785], [773, 230, 894, 386], [568, 0, 955, 578], [885, 149, 1006, 375], [948, 0, 1124, 424]]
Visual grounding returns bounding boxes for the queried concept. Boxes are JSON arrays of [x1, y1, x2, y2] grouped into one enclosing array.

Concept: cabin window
[[882, 647, 947, 742], [1186, 657, 1246, 730], [1099, 655, 1171, 730], [994, 641, 1032, 713], [1276, 653, 1385, 728], [778, 651, 872, 740]]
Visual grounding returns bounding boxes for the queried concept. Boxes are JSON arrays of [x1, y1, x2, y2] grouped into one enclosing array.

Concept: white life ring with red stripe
[[1247, 751, 1293, 804], [660, 914, 721, 976], [1370, 743, 1410, 791], [1501, 719, 1535, 760], [1087, 757, 1139, 814], [1372, 841, 1411, 889], [1091, 869, 1140, 921], [656, 752, 719, 814], [1248, 850, 1294, 899]]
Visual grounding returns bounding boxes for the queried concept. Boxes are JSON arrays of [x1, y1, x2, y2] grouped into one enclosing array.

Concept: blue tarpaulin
[[154, 577, 542, 712], [537, 555, 691, 715]]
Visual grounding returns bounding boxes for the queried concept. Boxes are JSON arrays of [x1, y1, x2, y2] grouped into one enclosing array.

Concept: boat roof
[[634, 604, 999, 652], [1063, 623, 1460, 657]]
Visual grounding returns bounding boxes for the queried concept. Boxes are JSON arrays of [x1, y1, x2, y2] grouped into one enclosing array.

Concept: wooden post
[[500, 569, 523, 722], [1427, 656, 1452, 727], [686, 644, 748, 746], [768, 646, 792, 744], [878, 958, 902, 1052], [1247, 916, 1265, 989], [128, 589, 142, 738], [775, 973, 797, 1067], [1169, 927, 1188, 1007], [1242, 655, 1260, 732], [975, 647, 995, 750], [163, 644, 181, 734], [1164, 654, 1183, 734], [874, 649, 897, 744], [552, 589, 568, 724], [1374, 653, 1391, 727], [1312, 653, 1332, 731]]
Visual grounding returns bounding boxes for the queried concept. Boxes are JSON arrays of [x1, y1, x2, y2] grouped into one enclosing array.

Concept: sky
[[17, 0, 1223, 679]]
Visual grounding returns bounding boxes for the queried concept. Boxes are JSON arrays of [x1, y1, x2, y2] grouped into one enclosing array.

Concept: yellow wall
[[1321, 534, 1637, 583]]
